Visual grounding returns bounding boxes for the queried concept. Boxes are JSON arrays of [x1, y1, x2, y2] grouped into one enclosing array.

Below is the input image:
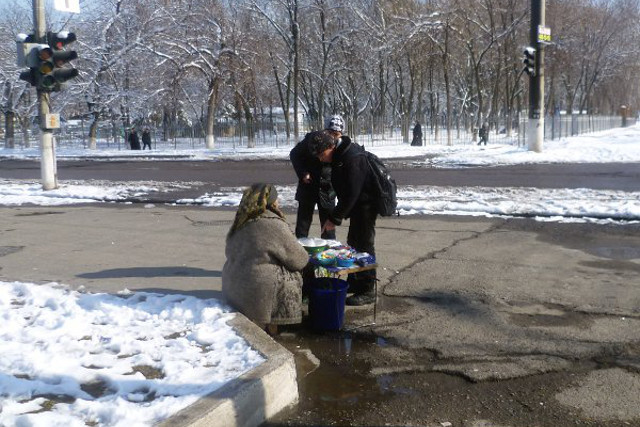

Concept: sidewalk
[[1, 204, 639, 425]]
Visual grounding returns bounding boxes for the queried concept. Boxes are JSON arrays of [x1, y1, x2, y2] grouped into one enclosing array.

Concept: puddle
[[277, 329, 406, 409], [377, 374, 418, 396]]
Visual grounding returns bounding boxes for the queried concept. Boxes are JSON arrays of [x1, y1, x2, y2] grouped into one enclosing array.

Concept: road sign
[[45, 113, 60, 129], [538, 25, 551, 44], [54, 0, 80, 13]]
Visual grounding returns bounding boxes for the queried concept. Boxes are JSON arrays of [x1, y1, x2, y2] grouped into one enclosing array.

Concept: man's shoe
[[346, 292, 375, 306]]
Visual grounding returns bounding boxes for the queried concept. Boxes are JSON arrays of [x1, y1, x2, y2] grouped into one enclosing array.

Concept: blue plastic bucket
[[308, 277, 348, 331]]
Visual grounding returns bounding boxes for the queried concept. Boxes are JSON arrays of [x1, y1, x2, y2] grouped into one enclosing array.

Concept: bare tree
[[0, 1, 37, 148]]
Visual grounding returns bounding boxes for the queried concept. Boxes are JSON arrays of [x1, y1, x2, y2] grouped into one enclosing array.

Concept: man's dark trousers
[[346, 202, 377, 293], [295, 198, 335, 240]]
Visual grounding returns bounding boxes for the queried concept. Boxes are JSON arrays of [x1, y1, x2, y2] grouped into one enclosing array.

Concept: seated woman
[[222, 183, 309, 335]]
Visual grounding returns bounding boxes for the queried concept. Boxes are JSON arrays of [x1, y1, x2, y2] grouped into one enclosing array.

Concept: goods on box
[[354, 252, 376, 266], [313, 247, 358, 268], [308, 241, 376, 271], [298, 237, 328, 254], [315, 249, 338, 266], [335, 248, 355, 267], [336, 257, 355, 267]]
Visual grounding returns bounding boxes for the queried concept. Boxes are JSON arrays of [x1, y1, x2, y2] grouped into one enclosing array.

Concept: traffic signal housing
[[19, 68, 37, 86], [17, 32, 77, 92], [47, 31, 79, 90], [523, 46, 536, 77], [18, 43, 56, 91]]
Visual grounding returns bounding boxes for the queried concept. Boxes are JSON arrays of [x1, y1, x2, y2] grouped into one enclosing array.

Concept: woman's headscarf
[[228, 183, 285, 236]]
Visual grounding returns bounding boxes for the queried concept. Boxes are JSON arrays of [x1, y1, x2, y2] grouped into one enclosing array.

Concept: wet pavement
[[269, 309, 639, 427], [267, 219, 640, 427]]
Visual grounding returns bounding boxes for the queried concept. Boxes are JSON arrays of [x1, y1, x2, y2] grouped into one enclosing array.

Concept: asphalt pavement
[[1, 204, 639, 426]]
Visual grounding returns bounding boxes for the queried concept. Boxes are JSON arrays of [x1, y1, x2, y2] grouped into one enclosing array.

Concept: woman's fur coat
[[222, 211, 309, 326]]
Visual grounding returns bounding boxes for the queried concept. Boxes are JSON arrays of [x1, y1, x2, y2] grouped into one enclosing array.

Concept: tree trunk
[[244, 103, 255, 148], [442, 28, 453, 146], [434, 92, 440, 143], [111, 119, 119, 149], [89, 113, 99, 150], [292, 0, 300, 142], [5, 111, 15, 149], [21, 116, 30, 148], [205, 79, 219, 149]]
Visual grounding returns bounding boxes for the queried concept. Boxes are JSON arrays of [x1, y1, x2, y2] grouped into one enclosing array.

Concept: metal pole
[[34, 0, 57, 189], [527, 0, 545, 153]]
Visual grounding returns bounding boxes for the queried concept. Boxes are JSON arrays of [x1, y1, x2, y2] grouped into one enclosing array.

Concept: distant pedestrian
[[128, 128, 141, 150], [142, 128, 152, 150], [478, 123, 489, 146], [411, 121, 422, 146]]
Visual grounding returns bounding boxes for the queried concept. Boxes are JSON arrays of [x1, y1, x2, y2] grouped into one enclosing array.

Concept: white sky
[[0, 125, 639, 425]]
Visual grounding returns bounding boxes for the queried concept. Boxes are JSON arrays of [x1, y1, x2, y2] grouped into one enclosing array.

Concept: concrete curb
[[160, 315, 299, 427]]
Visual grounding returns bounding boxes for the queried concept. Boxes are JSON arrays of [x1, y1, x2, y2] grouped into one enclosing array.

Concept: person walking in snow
[[411, 121, 423, 146], [142, 128, 152, 150], [478, 122, 489, 146], [128, 127, 141, 150]]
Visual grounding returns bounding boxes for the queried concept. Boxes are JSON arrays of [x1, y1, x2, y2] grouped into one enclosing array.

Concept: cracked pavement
[[353, 216, 640, 424]]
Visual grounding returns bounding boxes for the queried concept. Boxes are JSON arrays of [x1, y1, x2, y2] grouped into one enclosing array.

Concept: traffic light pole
[[527, 0, 545, 153], [34, 0, 57, 190]]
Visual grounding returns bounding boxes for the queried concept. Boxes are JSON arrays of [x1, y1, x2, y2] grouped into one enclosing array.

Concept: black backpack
[[364, 151, 398, 216]]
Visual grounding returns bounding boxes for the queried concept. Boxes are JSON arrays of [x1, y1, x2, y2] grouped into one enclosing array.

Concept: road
[[1, 158, 640, 192]]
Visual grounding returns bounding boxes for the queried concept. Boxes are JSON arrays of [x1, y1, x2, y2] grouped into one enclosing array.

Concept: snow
[[426, 125, 640, 167], [0, 282, 264, 426], [0, 125, 639, 425]]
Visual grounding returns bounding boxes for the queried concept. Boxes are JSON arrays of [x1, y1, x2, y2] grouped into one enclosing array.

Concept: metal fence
[[514, 114, 636, 147], [2, 114, 635, 150]]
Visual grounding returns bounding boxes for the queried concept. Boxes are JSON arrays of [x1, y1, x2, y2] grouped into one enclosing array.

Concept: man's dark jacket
[[289, 133, 334, 207], [329, 136, 377, 225]]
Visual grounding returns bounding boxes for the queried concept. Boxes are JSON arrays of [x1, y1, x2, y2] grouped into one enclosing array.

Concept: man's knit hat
[[324, 114, 345, 133]]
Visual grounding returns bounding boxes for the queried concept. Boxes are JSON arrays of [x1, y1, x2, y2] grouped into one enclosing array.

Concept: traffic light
[[16, 33, 56, 91], [24, 44, 56, 91], [47, 31, 79, 90], [17, 31, 79, 91], [35, 44, 56, 91], [523, 47, 536, 77]]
